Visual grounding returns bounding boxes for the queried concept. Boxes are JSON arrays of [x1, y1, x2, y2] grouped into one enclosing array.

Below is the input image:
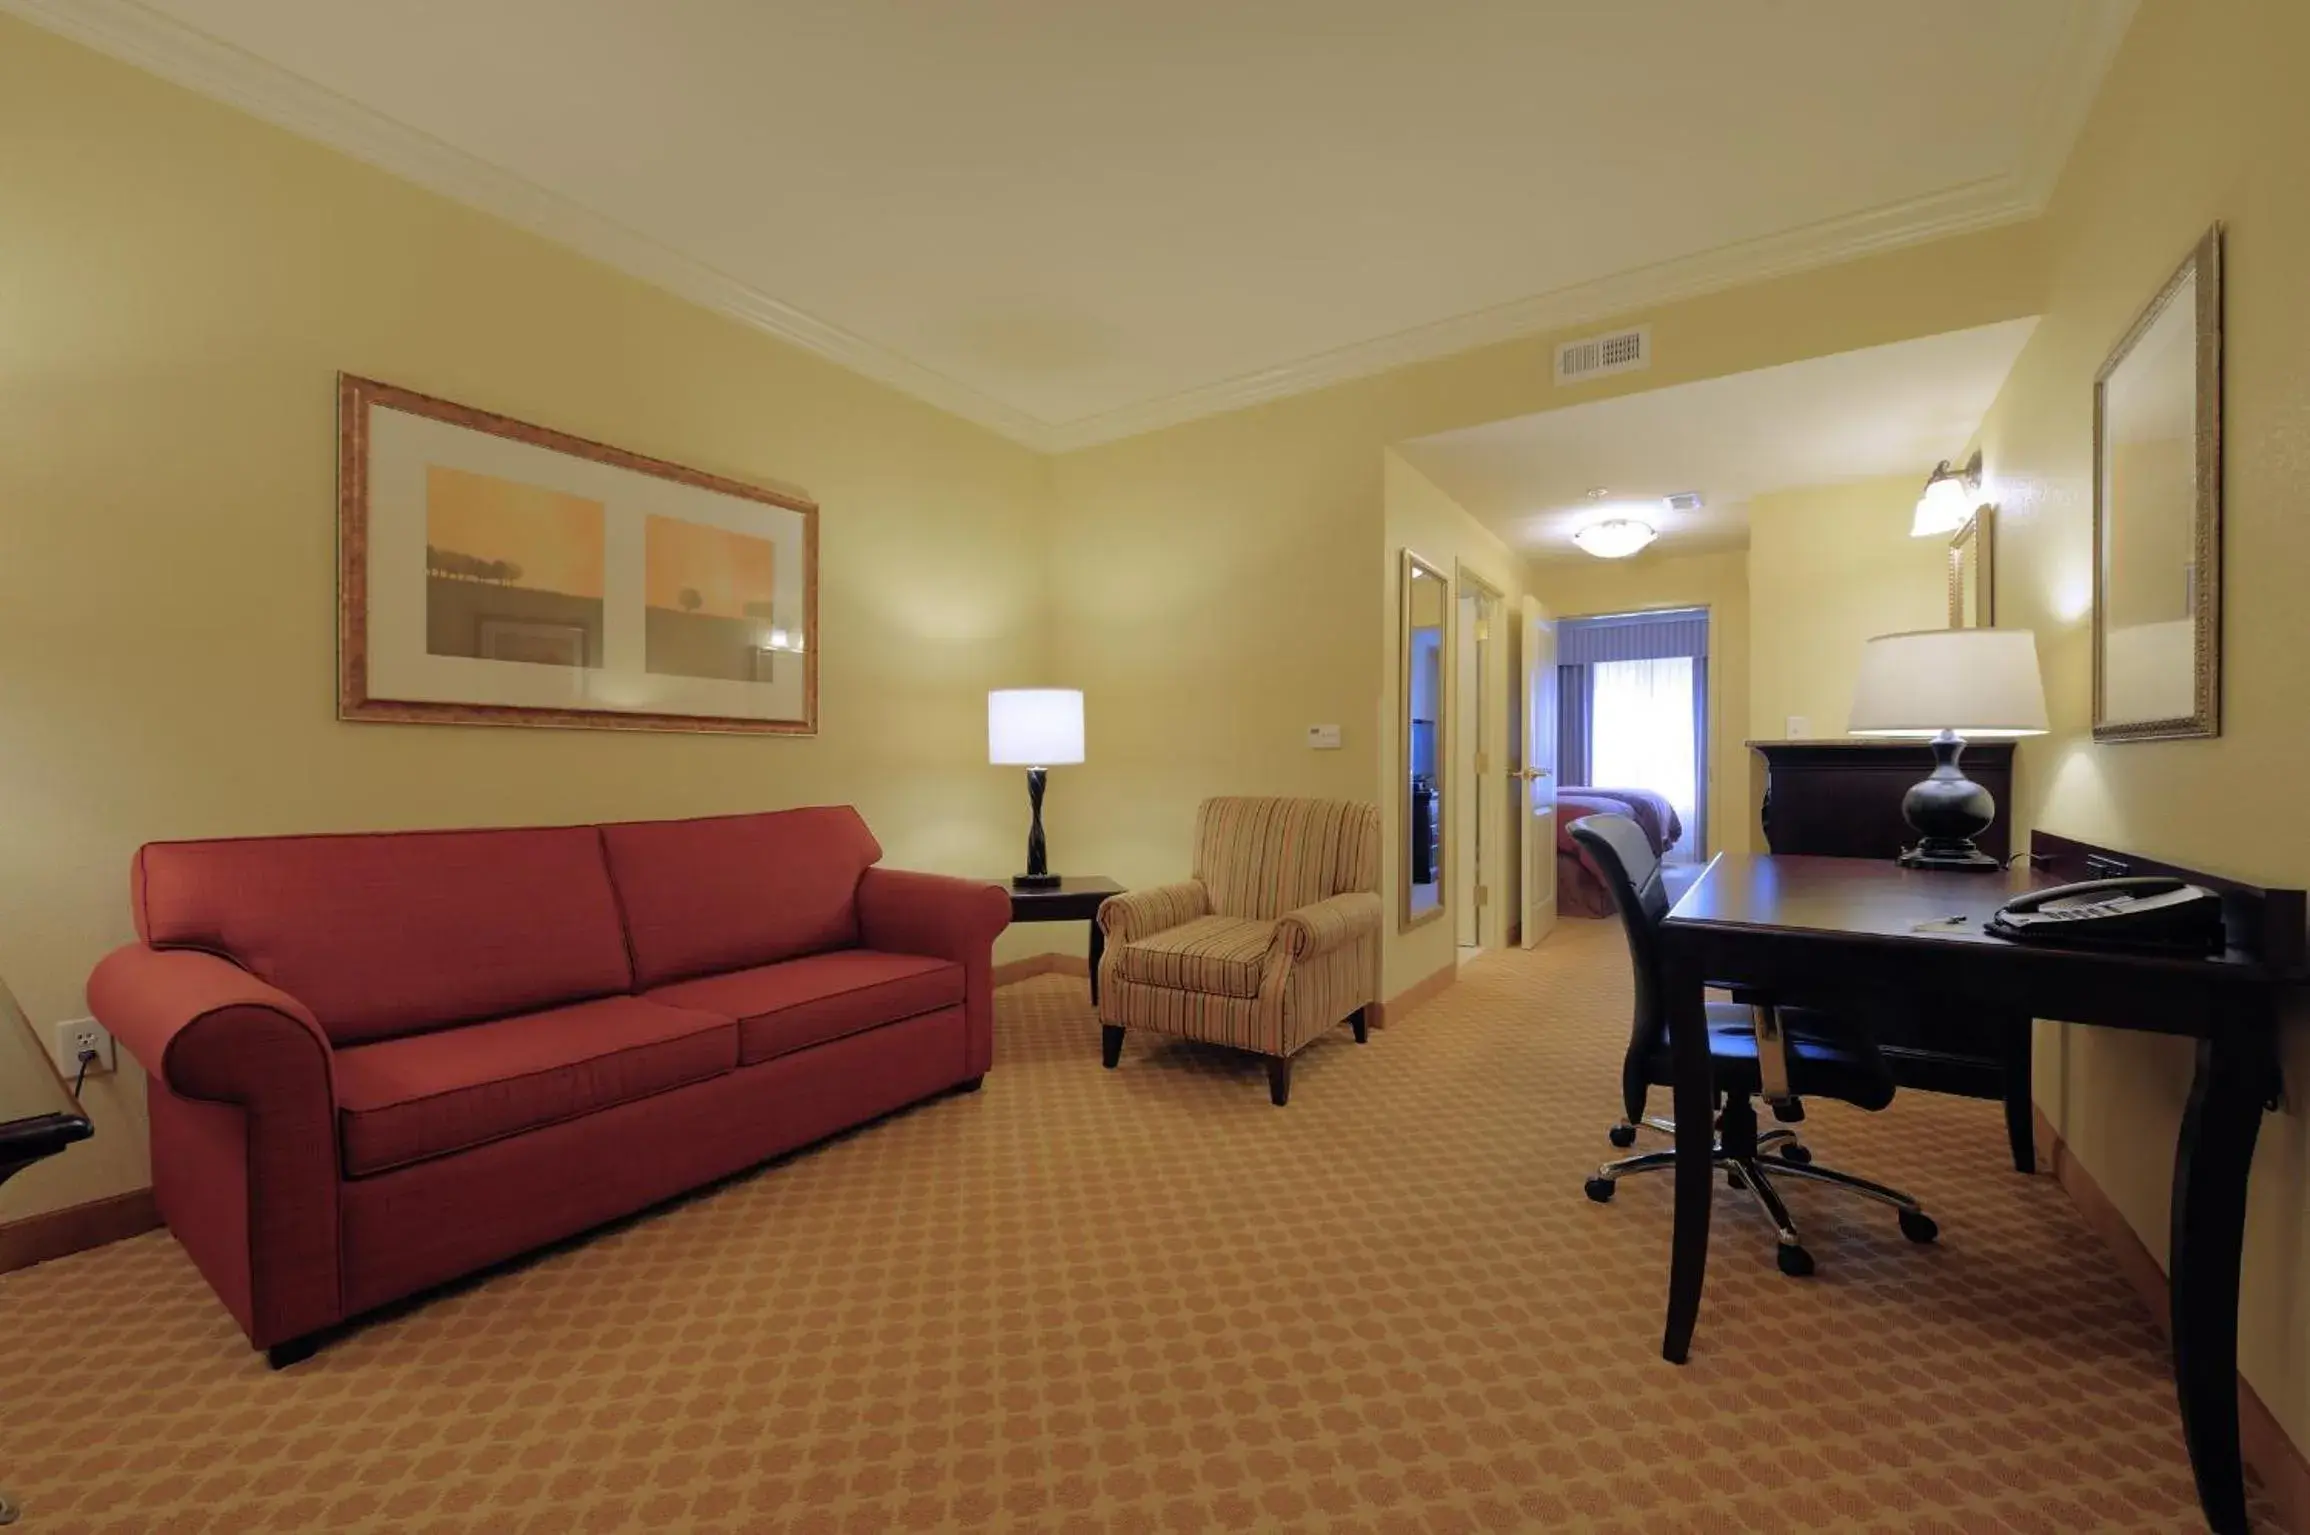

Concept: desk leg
[[2170, 1031, 2270, 1535], [1087, 919, 1104, 1009], [2000, 1016, 2036, 1174], [1662, 942, 1715, 1365]]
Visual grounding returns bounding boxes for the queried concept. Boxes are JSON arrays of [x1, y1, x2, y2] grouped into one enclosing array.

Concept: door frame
[[1454, 563, 1507, 952]]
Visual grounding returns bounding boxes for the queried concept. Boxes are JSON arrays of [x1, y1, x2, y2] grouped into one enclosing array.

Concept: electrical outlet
[[1306, 724, 1343, 750], [53, 1017, 114, 1079]]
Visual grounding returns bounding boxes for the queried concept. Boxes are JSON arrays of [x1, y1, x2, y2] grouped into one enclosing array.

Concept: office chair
[[1569, 813, 1938, 1276]]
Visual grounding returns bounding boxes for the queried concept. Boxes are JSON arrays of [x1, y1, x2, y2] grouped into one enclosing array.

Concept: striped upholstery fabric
[[1114, 916, 1274, 998], [1100, 797, 1382, 1061], [1195, 798, 1378, 920]]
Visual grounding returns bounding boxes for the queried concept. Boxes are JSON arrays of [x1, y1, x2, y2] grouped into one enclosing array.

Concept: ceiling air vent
[[1665, 491, 1704, 514], [1555, 325, 1651, 385]]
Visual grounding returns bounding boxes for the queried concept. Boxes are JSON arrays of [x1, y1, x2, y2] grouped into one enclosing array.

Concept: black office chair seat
[[1569, 812, 1936, 1277], [1636, 1003, 1897, 1114]]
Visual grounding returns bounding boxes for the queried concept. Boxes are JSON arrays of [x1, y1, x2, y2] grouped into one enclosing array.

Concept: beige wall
[[1527, 550, 1755, 857], [1969, 0, 2310, 1452], [1747, 475, 1954, 741], [1046, 228, 2044, 1000], [0, 21, 1056, 1223]]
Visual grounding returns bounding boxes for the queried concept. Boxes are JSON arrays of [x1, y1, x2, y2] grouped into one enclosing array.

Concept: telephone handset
[[1986, 875, 2226, 956]]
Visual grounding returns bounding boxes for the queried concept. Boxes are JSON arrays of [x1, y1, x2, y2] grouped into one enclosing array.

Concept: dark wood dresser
[[1746, 738, 2020, 1100]]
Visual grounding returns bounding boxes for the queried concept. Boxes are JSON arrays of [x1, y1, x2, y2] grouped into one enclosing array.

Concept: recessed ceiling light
[[1572, 518, 1658, 559]]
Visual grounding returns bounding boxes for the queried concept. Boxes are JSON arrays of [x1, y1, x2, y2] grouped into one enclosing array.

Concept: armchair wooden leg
[[1266, 1055, 1293, 1107], [1101, 1024, 1124, 1069], [1349, 1007, 1369, 1044]]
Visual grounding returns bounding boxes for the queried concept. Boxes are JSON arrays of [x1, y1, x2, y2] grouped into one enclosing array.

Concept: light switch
[[1306, 724, 1343, 750]]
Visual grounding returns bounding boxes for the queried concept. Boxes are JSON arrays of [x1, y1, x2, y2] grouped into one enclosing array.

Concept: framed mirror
[[1949, 507, 1994, 628], [1400, 550, 1449, 932], [2094, 224, 2222, 741]]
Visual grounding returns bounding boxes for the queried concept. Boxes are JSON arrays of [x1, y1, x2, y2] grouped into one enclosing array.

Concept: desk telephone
[[1987, 875, 2226, 956]]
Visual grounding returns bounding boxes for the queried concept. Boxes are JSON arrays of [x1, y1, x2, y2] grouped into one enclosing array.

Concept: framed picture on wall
[[338, 375, 818, 734]]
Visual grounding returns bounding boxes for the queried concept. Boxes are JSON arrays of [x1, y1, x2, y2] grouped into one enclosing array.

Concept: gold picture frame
[[2091, 224, 2222, 742], [339, 375, 819, 734], [1948, 507, 1994, 628], [1399, 549, 1451, 934]]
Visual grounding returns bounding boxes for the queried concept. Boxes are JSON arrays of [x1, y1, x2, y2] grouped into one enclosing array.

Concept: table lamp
[[988, 688, 1084, 890], [1847, 628, 2048, 871]]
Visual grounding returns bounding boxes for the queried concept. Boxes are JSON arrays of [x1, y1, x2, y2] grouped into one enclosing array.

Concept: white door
[[1518, 595, 1558, 948]]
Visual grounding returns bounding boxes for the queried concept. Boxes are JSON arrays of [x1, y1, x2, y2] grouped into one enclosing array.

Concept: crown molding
[[8, 0, 2136, 455], [0, 0, 1063, 448]]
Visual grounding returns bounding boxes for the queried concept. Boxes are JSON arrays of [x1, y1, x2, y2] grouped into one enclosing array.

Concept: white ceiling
[[1398, 318, 2040, 562], [11, 1, 2132, 449]]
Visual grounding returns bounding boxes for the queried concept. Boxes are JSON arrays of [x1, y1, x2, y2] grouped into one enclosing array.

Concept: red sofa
[[89, 807, 1009, 1365]]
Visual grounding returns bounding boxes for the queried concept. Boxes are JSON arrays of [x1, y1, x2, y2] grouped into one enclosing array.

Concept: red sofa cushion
[[602, 807, 884, 988], [135, 827, 633, 1047], [334, 995, 735, 1177], [648, 950, 963, 1065]]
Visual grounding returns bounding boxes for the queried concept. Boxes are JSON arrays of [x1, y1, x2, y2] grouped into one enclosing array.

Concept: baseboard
[[1372, 962, 1457, 1029], [2034, 1107, 2310, 1528], [0, 1188, 161, 1274], [993, 953, 1088, 988]]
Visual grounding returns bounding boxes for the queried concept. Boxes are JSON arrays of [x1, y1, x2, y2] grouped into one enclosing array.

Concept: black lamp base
[[1012, 767, 1061, 891], [1896, 729, 2004, 875], [1896, 841, 2004, 873]]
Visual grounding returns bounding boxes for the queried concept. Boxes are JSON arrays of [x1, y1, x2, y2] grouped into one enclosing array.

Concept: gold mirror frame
[[1948, 507, 1994, 628], [1399, 550, 1450, 933], [2092, 223, 2222, 742]]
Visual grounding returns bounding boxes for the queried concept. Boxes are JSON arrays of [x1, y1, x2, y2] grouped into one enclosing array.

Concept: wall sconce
[[1912, 450, 1983, 537]]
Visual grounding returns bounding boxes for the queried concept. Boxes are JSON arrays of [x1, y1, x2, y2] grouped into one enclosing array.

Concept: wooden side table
[[995, 876, 1123, 1005], [2, 978, 94, 1527]]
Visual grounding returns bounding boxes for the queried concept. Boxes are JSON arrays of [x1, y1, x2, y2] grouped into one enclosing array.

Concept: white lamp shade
[[988, 689, 1085, 766], [1911, 473, 1975, 537], [1848, 628, 2049, 737]]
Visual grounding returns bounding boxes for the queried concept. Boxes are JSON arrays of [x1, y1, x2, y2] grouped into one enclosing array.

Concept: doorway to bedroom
[[1554, 607, 1708, 865]]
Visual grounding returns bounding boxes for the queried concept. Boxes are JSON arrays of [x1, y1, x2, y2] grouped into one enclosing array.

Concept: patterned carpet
[[0, 917, 2282, 1532]]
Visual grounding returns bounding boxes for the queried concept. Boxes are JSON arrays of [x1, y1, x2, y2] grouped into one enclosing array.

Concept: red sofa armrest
[[855, 870, 1012, 1080], [87, 945, 343, 1349]]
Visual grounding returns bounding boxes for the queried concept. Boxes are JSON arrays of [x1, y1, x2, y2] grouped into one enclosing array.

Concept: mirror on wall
[[1400, 551, 1449, 932], [2094, 223, 2222, 741], [1949, 508, 1994, 628]]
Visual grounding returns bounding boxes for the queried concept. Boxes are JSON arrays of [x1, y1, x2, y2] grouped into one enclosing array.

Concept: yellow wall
[[1970, 0, 2310, 1451], [0, 20, 1056, 1223], [1747, 475, 1954, 740], [1527, 550, 1755, 857], [1381, 453, 1525, 993], [1046, 228, 2044, 1001]]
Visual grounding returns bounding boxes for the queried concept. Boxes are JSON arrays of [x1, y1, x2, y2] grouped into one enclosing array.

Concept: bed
[[1555, 786, 1685, 917]]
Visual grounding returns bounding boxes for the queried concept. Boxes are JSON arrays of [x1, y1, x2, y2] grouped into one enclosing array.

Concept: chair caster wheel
[[1607, 1124, 1637, 1149], [1583, 1176, 1616, 1203], [1899, 1209, 1940, 1244], [1779, 1143, 1813, 1165], [1777, 1243, 1815, 1278]]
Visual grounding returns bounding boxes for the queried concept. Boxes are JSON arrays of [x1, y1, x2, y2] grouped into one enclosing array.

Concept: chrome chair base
[[1585, 1121, 1937, 1276]]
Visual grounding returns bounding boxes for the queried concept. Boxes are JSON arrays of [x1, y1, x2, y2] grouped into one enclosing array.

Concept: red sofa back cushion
[[602, 807, 883, 988], [135, 827, 633, 1046]]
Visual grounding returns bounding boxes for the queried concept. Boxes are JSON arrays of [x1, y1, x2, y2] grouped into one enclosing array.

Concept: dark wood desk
[[993, 876, 1123, 1004], [1656, 840, 2298, 1535]]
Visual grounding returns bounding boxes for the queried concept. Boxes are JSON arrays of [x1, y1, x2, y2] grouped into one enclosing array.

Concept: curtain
[[1589, 656, 1699, 862], [1555, 663, 1591, 784], [1557, 608, 1708, 665]]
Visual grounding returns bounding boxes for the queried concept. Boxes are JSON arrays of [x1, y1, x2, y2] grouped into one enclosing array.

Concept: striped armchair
[[1096, 797, 1382, 1105]]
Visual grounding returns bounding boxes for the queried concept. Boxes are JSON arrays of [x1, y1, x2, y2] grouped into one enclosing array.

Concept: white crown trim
[[7, 0, 2135, 454]]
